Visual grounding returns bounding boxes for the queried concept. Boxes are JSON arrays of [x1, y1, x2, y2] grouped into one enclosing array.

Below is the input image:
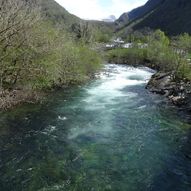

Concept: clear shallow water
[[0, 64, 191, 191]]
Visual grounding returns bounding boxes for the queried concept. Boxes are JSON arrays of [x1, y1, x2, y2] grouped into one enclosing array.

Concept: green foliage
[[171, 33, 191, 80], [148, 29, 170, 46], [173, 33, 191, 56], [90, 21, 114, 43], [175, 59, 191, 80], [71, 22, 94, 43], [77, 46, 102, 75], [144, 30, 177, 71], [40, 0, 81, 31], [107, 48, 146, 65], [107, 30, 191, 80], [94, 30, 112, 43], [0, 0, 102, 93], [26, 24, 102, 90]]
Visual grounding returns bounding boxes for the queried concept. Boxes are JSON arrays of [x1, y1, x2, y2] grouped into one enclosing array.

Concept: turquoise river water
[[0, 64, 191, 191]]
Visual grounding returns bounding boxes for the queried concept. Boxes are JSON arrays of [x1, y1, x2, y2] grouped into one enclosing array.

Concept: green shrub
[[107, 30, 191, 77], [0, 1, 102, 92], [107, 48, 146, 65]]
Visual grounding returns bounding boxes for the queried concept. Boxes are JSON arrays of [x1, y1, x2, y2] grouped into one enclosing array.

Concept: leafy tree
[[71, 22, 93, 43], [0, 0, 40, 90], [0, 0, 102, 109]]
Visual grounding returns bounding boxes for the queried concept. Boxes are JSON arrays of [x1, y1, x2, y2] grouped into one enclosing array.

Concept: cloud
[[55, 0, 147, 20]]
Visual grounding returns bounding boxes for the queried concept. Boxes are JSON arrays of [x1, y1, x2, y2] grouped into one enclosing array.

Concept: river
[[0, 64, 191, 191]]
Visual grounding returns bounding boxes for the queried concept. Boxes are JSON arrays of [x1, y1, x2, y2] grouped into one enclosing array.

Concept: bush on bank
[[107, 30, 191, 80]]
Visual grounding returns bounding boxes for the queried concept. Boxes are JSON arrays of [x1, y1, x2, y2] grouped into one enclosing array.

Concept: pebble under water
[[0, 64, 191, 191]]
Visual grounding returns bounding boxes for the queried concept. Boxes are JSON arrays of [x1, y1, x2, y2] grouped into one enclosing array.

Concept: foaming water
[[83, 65, 152, 111], [0, 64, 191, 191], [70, 64, 155, 139]]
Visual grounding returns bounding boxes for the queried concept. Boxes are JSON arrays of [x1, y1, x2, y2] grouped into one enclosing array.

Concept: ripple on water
[[0, 64, 191, 191]]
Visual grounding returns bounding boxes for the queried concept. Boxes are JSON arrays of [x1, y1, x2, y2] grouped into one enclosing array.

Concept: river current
[[0, 64, 191, 191]]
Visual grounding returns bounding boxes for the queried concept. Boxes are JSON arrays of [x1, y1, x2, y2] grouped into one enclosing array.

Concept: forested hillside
[[40, 0, 81, 29], [40, 0, 114, 42], [117, 0, 191, 35], [115, 0, 163, 28], [0, 0, 103, 110], [133, 0, 191, 35]]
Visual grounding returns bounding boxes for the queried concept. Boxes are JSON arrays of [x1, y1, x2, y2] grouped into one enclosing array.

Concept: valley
[[1, 0, 191, 190]]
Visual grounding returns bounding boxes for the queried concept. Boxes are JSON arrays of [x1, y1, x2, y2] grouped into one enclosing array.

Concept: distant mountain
[[102, 15, 116, 23], [116, 0, 191, 35]]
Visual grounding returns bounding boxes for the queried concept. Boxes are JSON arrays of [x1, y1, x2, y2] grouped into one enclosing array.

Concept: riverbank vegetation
[[2, 0, 191, 110], [107, 30, 191, 81], [0, 0, 102, 110]]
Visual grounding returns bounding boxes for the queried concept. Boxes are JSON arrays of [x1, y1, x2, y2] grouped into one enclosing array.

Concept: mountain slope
[[133, 0, 191, 35], [117, 0, 191, 35], [40, 0, 81, 29], [39, 0, 114, 38], [116, 0, 163, 27]]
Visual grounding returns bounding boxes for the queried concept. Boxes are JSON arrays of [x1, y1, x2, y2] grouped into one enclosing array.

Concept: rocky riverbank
[[146, 72, 191, 111], [0, 90, 44, 110], [0, 75, 94, 111]]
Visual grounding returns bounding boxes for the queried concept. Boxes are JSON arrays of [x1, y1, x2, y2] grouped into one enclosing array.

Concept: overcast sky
[[55, 0, 147, 20]]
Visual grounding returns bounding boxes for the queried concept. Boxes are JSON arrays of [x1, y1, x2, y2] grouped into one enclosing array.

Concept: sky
[[55, 0, 148, 20]]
